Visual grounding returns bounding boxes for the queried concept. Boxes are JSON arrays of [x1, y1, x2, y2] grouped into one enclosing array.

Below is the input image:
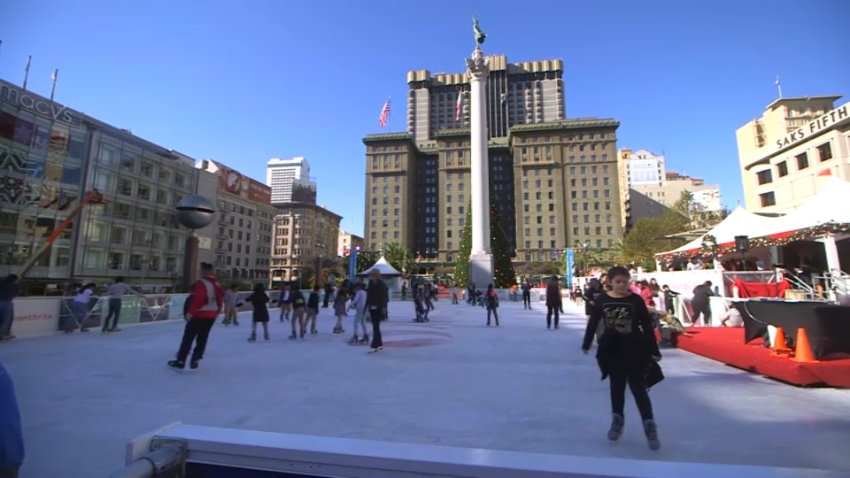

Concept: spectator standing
[[0, 275, 20, 341], [691, 281, 714, 326]]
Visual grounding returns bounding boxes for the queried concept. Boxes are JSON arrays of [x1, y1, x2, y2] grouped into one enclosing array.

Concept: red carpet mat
[[677, 327, 850, 388]]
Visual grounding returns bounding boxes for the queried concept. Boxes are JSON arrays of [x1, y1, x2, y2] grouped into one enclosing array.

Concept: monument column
[[466, 46, 494, 287]]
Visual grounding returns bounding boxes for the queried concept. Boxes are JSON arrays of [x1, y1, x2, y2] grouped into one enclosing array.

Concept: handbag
[[646, 361, 665, 389]]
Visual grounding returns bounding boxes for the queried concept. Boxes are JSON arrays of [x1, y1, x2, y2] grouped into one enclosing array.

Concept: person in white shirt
[[72, 283, 96, 332], [101, 277, 139, 333], [720, 307, 744, 327], [222, 284, 241, 326], [347, 282, 369, 345]]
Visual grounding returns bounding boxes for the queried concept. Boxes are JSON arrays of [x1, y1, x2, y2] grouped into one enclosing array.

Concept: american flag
[[455, 90, 463, 121], [378, 99, 391, 127]]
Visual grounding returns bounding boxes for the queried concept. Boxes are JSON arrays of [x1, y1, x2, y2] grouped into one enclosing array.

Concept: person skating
[[168, 263, 224, 370], [278, 282, 293, 322], [485, 284, 500, 326], [0, 275, 20, 341], [70, 283, 96, 332], [521, 279, 531, 309], [223, 284, 240, 326], [332, 280, 350, 334], [245, 284, 271, 342], [305, 285, 320, 336], [101, 276, 141, 333], [347, 282, 369, 345], [366, 269, 388, 353], [289, 286, 307, 339], [582, 266, 662, 451], [545, 276, 562, 329]]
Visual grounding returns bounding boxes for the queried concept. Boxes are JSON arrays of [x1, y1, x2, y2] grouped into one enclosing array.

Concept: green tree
[[383, 242, 414, 273], [454, 207, 473, 287], [620, 208, 690, 271], [490, 201, 516, 288]]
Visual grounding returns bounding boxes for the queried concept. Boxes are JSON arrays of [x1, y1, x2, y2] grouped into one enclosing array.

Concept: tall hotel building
[[363, 56, 623, 263], [736, 96, 850, 214], [267, 156, 316, 204]]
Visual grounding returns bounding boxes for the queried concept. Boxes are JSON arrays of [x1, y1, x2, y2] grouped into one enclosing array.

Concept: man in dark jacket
[[691, 281, 714, 326], [169, 263, 224, 370], [366, 270, 388, 353], [0, 360, 23, 478], [521, 278, 531, 310], [545, 275, 562, 329]]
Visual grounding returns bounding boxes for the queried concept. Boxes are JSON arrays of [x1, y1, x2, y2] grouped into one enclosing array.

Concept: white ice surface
[[1, 299, 848, 477]]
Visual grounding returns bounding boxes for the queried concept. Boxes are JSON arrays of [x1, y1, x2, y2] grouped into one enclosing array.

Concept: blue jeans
[[353, 309, 368, 337], [0, 301, 13, 337], [73, 301, 89, 329], [102, 298, 122, 331]]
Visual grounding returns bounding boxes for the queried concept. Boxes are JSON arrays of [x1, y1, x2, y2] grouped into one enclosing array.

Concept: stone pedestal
[[469, 253, 494, 290]]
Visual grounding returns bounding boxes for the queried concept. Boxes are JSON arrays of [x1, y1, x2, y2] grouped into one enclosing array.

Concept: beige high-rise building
[[338, 229, 365, 256], [270, 203, 341, 286], [364, 56, 623, 265], [736, 96, 850, 213]]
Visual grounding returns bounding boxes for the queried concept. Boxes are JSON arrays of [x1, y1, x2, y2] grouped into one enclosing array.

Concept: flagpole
[[50, 69, 59, 102], [23, 55, 32, 90], [775, 75, 782, 99]]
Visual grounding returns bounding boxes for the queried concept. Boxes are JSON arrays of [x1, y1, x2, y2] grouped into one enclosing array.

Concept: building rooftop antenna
[[775, 75, 783, 99]]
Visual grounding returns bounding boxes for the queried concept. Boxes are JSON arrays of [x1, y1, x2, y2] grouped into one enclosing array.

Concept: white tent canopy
[[657, 206, 778, 257], [359, 256, 401, 276], [768, 177, 850, 234]]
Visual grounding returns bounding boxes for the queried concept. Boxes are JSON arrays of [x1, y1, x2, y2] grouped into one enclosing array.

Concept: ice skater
[[484, 284, 500, 326], [168, 263, 224, 370], [222, 284, 240, 326], [347, 282, 369, 345], [289, 286, 308, 339], [332, 280, 350, 334], [245, 284, 270, 342], [582, 266, 662, 451]]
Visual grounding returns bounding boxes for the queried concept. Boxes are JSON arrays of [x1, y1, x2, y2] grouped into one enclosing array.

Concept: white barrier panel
[[124, 423, 847, 478], [635, 269, 724, 299], [10, 297, 61, 337]]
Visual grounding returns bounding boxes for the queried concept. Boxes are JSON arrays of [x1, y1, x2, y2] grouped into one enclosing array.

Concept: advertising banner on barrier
[[11, 298, 61, 337], [565, 248, 575, 288]]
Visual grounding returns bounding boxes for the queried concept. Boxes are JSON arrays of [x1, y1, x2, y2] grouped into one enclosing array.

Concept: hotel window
[[776, 161, 788, 177], [817, 142, 833, 162], [118, 178, 134, 196], [756, 169, 773, 185], [759, 192, 776, 207], [796, 152, 809, 170]]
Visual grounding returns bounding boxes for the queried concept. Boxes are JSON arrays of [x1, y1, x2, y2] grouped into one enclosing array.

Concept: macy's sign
[[0, 83, 77, 125]]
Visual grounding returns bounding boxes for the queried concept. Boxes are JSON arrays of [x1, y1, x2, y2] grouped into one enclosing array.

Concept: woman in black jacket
[[366, 270, 388, 353], [582, 266, 662, 451], [246, 283, 270, 342]]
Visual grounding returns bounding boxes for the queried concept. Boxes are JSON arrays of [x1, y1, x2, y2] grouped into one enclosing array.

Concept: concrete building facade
[[364, 56, 624, 265], [270, 203, 341, 286], [196, 159, 275, 284], [736, 96, 850, 214]]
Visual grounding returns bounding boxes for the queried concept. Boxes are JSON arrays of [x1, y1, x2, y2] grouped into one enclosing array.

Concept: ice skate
[[167, 360, 185, 370], [348, 336, 359, 345], [248, 333, 256, 342], [264, 332, 270, 341], [311, 328, 318, 335], [608, 413, 624, 442], [288, 333, 297, 340], [189, 359, 200, 370], [359, 335, 369, 345], [643, 419, 661, 451]]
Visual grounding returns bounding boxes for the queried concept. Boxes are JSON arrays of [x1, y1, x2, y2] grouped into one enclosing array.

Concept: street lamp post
[[175, 196, 215, 289]]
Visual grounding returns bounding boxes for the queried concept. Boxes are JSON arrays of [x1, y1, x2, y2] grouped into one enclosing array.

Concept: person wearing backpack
[[485, 284, 500, 327], [169, 263, 223, 370], [289, 286, 308, 340]]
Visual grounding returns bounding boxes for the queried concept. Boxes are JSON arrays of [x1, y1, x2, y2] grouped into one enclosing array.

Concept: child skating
[[245, 284, 270, 341], [484, 283, 499, 326], [347, 282, 369, 345], [332, 280, 350, 334], [289, 286, 307, 340], [581, 266, 662, 451]]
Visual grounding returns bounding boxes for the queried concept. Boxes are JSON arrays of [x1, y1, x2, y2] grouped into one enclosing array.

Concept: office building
[[270, 203, 342, 286], [338, 230, 365, 256], [267, 157, 316, 204], [364, 56, 624, 264], [736, 96, 850, 213], [0, 78, 209, 291], [196, 159, 275, 283], [617, 148, 666, 228]]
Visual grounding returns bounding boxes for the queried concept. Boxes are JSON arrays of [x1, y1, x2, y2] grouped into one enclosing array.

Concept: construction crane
[[16, 189, 107, 279]]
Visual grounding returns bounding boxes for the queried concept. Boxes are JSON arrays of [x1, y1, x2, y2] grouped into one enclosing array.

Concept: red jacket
[[187, 276, 224, 319]]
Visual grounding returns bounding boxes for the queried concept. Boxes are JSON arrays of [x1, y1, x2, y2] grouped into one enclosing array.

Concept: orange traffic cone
[[771, 326, 791, 355], [791, 328, 819, 363]]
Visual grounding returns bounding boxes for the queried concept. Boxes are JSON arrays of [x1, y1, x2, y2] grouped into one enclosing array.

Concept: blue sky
[[2, 0, 848, 236]]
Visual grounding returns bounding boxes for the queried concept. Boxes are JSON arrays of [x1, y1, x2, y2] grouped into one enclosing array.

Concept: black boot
[[168, 360, 185, 370]]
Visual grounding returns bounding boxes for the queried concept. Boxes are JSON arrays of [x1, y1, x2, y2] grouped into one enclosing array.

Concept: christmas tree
[[454, 206, 472, 287], [489, 200, 516, 288], [454, 201, 516, 288]]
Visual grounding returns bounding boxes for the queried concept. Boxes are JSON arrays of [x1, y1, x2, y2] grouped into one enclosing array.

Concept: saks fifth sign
[[0, 83, 76, 125], [776, 102, 850, 150]]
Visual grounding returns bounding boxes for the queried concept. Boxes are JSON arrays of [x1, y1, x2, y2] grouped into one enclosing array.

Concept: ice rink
[[2, 298, 849, 477]]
